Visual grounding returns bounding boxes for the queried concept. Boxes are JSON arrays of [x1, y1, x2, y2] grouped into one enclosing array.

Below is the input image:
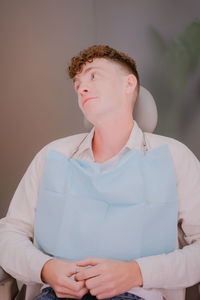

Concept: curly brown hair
[[68, 45, 140, 88]]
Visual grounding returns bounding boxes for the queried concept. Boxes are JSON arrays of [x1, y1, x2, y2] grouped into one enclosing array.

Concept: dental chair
[[0, 87, 199, 300]]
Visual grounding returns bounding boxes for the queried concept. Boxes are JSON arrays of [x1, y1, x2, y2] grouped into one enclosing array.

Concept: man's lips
[[82, 97, 98, 106]]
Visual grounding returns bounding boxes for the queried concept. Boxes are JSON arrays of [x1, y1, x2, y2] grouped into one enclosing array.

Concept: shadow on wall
[[148, 18, 200, 159]]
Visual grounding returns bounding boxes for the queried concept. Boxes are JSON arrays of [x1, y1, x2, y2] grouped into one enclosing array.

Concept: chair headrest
[[133, 86, 158, 133]]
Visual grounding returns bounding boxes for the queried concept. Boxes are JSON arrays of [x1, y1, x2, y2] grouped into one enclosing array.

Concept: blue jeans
[[33, 287, 145, 300]]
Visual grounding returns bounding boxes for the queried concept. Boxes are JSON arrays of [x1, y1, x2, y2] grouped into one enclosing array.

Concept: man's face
[[73, 58, 129, 125]]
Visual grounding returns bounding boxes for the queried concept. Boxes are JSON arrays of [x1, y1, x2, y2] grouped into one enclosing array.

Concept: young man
[[0, 45, 200, 300]]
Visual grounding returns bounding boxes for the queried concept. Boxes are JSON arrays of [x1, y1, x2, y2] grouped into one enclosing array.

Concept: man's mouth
[[82, 97, 98, 106]]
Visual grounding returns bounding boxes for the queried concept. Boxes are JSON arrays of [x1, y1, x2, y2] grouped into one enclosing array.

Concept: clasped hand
[[41, 258, 143, 299], [75, 258, 143, 299]]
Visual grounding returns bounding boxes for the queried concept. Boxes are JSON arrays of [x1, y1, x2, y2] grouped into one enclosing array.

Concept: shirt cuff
[[136, 254, 168, 289], [30, 252, 53, 284]]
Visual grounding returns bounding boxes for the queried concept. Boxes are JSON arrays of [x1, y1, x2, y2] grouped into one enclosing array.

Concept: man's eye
[[75, 84, 79, 91], [91, 72, 97, 80]]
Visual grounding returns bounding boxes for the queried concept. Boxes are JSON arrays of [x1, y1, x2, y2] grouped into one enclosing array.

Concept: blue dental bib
[[34, 144, 178, 261]]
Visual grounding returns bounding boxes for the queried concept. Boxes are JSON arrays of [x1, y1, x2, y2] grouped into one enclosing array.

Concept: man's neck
[[92, 116, 134, 163]]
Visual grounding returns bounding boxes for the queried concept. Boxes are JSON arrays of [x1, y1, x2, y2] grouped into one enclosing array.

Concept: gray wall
[[1, 0, 200, 217], [0, 0, 95, 217]]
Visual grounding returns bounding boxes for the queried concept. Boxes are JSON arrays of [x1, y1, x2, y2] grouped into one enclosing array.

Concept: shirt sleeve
[[136, 141, 200, 289], [0, 148, 52, 284]]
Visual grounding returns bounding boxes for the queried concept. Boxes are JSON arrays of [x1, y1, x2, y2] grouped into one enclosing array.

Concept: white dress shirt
[[0, 121, 200, 300]]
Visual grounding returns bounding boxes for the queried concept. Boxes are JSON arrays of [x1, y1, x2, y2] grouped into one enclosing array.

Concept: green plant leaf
[[165, 18, 200, 95], [148, 26, 168, 55]]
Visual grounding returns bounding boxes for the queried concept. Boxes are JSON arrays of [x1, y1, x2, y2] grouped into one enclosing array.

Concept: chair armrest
[[186, 283, 200, 299], [0, 266, 19, 299], [0, 266, 11, 282]]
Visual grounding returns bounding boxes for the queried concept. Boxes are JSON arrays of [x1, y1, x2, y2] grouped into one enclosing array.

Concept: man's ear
[[126, 74, 137, 94]]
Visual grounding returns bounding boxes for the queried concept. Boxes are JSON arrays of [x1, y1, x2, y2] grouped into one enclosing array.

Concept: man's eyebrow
[[73, 66, 102, 83]]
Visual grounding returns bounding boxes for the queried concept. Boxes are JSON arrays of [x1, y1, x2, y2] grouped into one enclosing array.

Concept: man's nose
[[79, 82, 90, 95]]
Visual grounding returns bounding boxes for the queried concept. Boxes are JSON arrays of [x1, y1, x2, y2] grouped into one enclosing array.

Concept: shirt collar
[[125, 121, 145, 150], [75, 120, 145, 160]]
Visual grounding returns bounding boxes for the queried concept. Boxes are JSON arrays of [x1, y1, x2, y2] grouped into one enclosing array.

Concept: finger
[[73, 265, 86, 274], [95, 290, 119, 300], [75, 264, 101, 281], [89, 285, 111, 298], [65, 263, 89, 277], [95, 293, 110, 299], [61, 276, 85, 291], [54, 286, 88, 298], [55, 291, 87, 299], [67, 263, 84, 277], [85, 274, 105, 290], [54, 285, 85, 295], [76, 257, 106, 267], [56, 293, 80, 299]]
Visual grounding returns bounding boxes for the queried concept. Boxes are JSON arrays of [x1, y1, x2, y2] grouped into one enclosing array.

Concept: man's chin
[[81, 109, 98, 126], [83, 117, 93, 130]]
